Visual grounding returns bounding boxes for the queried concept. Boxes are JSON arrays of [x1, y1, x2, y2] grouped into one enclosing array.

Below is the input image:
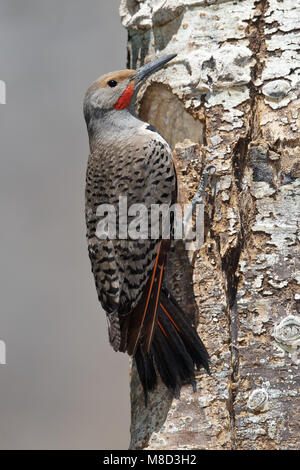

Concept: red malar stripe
[[114, 84, 134, 110]]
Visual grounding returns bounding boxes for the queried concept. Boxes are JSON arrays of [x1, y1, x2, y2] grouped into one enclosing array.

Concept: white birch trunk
[[120, 0, 300, 450]]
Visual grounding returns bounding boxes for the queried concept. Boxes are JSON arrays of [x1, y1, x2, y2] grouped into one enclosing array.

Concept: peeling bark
[[120, 0, 300, 450]]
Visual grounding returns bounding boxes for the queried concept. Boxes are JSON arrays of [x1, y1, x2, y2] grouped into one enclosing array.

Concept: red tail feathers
[[124, 240, 209, 405], [134, 287, 209, 405]]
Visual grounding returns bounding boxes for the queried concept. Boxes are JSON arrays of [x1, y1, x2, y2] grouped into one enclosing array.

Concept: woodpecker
[[84, 54, 209, 403]]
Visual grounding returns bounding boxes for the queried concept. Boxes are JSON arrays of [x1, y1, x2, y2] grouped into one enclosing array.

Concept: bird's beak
[[130, 54, 177, 85]]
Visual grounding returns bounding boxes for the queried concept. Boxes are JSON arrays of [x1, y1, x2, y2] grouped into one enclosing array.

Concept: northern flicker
[[84, 54, 209, 403]]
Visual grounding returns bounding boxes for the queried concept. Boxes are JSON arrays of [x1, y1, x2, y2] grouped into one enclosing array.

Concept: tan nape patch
[[97, 69, 136, 88]]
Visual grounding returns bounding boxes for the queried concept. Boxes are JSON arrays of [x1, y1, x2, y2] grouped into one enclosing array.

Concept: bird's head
[[84, 54, 176, 126]]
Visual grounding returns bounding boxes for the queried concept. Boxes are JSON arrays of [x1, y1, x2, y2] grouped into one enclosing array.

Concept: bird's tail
[[134, 287, 209, 405]]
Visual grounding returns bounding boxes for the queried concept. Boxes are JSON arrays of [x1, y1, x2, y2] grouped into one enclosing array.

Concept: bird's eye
[[107, 79, 118, 88]]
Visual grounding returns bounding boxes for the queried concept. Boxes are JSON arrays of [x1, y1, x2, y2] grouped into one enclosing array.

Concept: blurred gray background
[[0, 0, 130, 449]]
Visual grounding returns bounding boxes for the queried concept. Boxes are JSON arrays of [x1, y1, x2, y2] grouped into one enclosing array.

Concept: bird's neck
[[87, 108, 143, 153]]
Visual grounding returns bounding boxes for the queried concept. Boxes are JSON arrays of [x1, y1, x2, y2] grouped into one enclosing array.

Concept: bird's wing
[[85, 131, 176, 352]]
